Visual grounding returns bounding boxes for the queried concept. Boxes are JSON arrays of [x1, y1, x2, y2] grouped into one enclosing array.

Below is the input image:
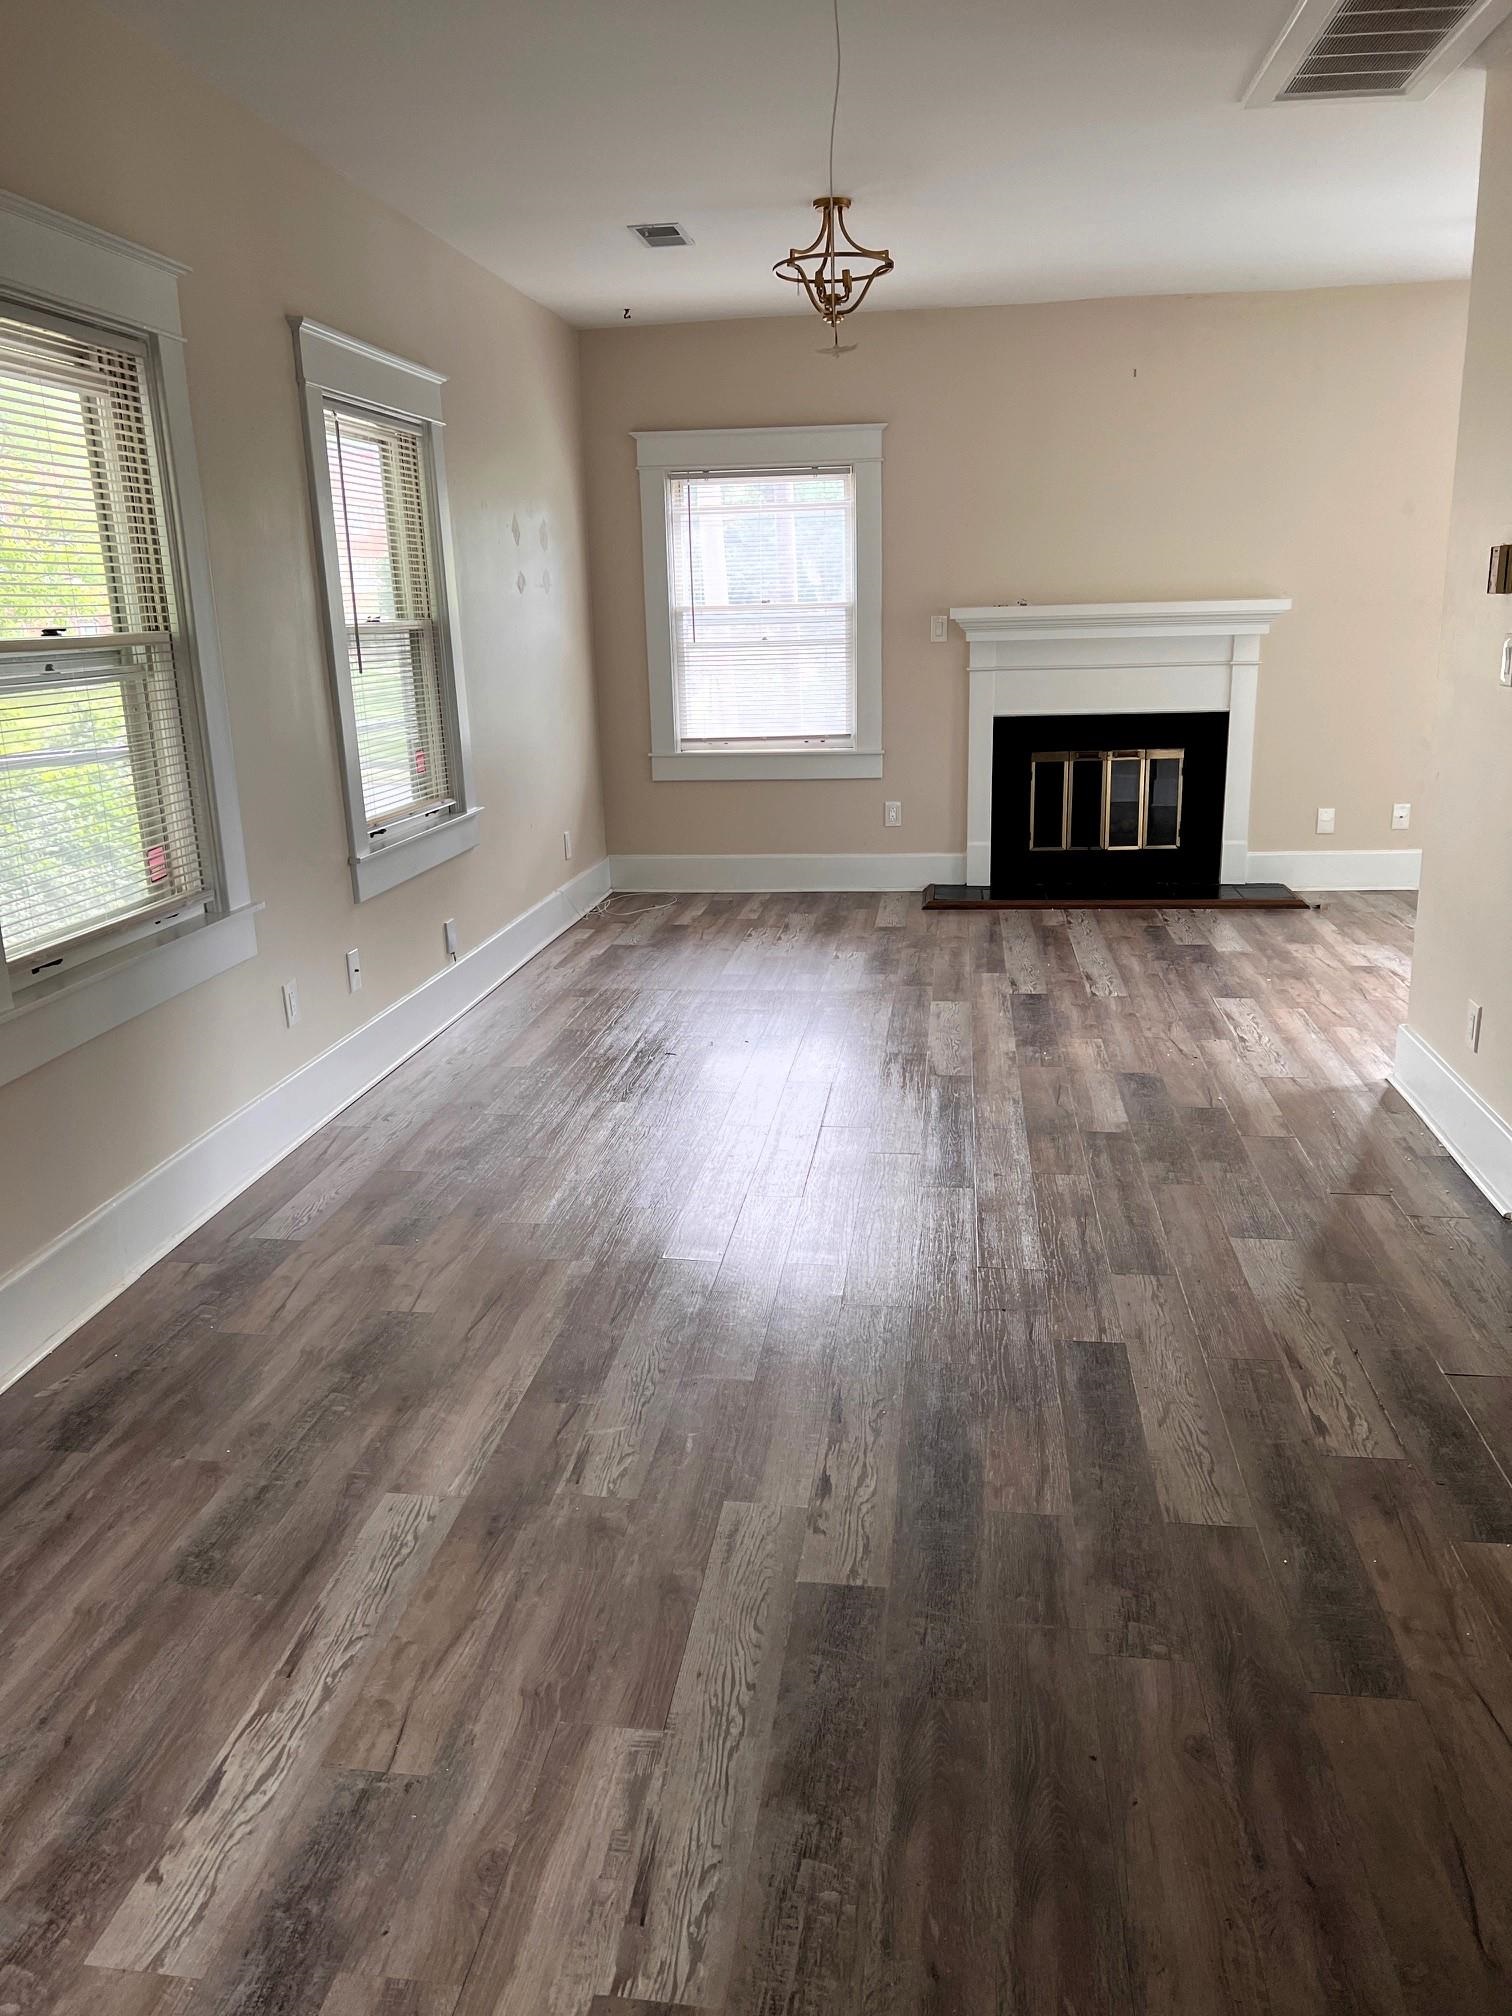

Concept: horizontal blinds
[[324, 405, 452, 828], [666, 467, 856, 747], [0, 311, 205, 967]]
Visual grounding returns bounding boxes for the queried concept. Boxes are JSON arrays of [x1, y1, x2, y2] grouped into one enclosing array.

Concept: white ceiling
[[99, 0, 1489, 327]]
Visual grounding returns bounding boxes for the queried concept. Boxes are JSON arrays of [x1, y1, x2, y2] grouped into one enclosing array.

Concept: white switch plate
[[1501, 637, 1512, 687], [1391, 802, 1411, 831], [346, 948, 362, 993], [884, 801, 902, 827], [930, 614, 949, 644], [443, 917, 459, 961], [563, 829, 573, 861], [1316, 806, 1336, 835], [1467, 1000, 1483, 1053], [282, 979, 300, 1028]]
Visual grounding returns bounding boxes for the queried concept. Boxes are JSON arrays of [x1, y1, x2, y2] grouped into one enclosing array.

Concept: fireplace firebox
[[991, 711, 1228, 899]]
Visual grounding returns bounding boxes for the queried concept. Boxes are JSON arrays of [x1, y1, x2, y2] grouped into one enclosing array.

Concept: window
[[0, 192, 255, 1087], [294, 320, 477, 901], [635, 425, 883, 780], [0, 310, 207, 971]]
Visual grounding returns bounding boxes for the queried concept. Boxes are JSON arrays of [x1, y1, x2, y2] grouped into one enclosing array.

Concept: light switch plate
[[930, 614, 949, 644], [1391, 803, 1411, 831], [1316, 806, 1336, 835]]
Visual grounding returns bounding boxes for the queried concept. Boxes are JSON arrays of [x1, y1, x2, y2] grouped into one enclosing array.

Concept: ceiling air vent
[[629, 222, 693, 248], [1245, 0, 1512, 104]]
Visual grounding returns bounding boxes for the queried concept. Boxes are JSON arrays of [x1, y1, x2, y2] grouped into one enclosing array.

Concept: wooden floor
[[3, 891, 1511, 2015]]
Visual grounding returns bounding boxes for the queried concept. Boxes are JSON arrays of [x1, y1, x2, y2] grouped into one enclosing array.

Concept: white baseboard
[[1391, 1024, 1512, 1219], [610, 849, 1420, 896], [1247, 848, 1422, 891], [0, 857, 611, 1395], [610, 852, 967, 893]]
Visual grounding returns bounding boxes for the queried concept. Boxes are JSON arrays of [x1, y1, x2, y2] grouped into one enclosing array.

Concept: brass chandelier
[[773, 0, 893, 348]]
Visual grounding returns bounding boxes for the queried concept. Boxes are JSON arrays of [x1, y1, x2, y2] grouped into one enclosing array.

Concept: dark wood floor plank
[[1315, 1693, 1510, 2013], [1113, 1271, 1250, 1526], [724, 1582, 884, 2016], [89, 1492, 454, 1979], [1095, 1653, 1271, 2014], [613, 1500, 805, 2009], [1176, 1524, 1409, 2016], [1059, 1338, 1185, 1658]]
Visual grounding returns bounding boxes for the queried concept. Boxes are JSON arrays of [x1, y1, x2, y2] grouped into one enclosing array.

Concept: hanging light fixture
[[773, 0, 893, 350]]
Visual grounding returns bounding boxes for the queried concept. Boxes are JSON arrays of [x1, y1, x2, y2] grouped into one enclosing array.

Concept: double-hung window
[[635, 425, 883, 780], [0, 192, 254, 1085], [294, 320, 477, 901]]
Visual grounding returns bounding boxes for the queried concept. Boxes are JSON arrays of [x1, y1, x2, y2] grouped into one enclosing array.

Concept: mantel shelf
[[949, 599, 1293, 647]]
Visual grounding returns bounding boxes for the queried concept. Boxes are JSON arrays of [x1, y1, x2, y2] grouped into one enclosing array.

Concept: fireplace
[[992, 709, 1228, 898], [945, 599, 1293, 902]]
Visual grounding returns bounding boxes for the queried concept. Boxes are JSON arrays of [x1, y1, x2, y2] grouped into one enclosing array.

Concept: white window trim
[[0, 191, 257, 1089], [292, 318, 479, 902], [634, 423, 885, 781]]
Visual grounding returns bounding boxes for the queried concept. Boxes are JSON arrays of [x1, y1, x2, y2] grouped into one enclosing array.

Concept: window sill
[[352, 806, 481, 900], [0, 904, 260, 1090], [651, 749, 884, 782]]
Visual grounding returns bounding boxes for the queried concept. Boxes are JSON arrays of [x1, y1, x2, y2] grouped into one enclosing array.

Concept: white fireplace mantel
[[949, 599, 1292, 886]]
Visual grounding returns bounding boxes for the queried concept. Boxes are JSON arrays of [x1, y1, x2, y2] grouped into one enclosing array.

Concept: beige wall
[[0, 0, 605, 1279], [1405, 60, 1512, 1127], [580, 284, 1466, 865]]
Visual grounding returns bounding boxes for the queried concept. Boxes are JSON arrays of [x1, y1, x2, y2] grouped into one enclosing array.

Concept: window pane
[[667, 467, 856, 745], [0, 672, 170, 958], [0, 366, 114, 636], [0, 311, 205, 967], [325, 405, 452, 827]]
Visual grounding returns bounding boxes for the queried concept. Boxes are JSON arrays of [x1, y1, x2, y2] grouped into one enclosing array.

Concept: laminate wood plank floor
[[3, 889, 1511, 2014]]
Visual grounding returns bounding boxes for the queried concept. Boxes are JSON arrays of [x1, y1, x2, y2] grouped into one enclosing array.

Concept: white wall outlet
[[1467, 999, 1483, 1053], [1391, 802, 1411, 831], [930, 614, 949, 644], [884, 800, 903, 828], [346, 948, 362, 994], [281, 979, 300, 1028], [1316, 806, 1336, 835], [443, 917, 459, 961], [562, 829, 573, 861]]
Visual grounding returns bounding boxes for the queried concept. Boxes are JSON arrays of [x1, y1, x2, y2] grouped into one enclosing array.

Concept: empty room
[[3, 0, 1512, 2010]]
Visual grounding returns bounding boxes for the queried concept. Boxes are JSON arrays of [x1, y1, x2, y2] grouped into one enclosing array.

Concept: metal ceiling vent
[[629, 222, 693, 248], [1245, 0, 1512, 104]]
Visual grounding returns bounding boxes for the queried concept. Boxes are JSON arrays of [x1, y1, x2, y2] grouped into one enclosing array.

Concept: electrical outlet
[[346, 948, 362, 994], [281, 979, 300, 1028], [884, 801, 902, 828], [443, 917, 459, 961], [1316, 806, 1336, 836], [562, 829, 573, 861], [1467, 1000, 1483, 1053], [930, 614, 949, 644], [1391, 802, 1411, 831]]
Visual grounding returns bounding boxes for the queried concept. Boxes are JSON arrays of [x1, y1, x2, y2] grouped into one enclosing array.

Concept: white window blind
[[665, 466, 856, 748], [0, 309, 206, 970], [323, 404, 452, 831]]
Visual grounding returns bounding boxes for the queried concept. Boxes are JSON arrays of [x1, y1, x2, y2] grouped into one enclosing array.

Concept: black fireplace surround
[[991, 710, 1229, 901]]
